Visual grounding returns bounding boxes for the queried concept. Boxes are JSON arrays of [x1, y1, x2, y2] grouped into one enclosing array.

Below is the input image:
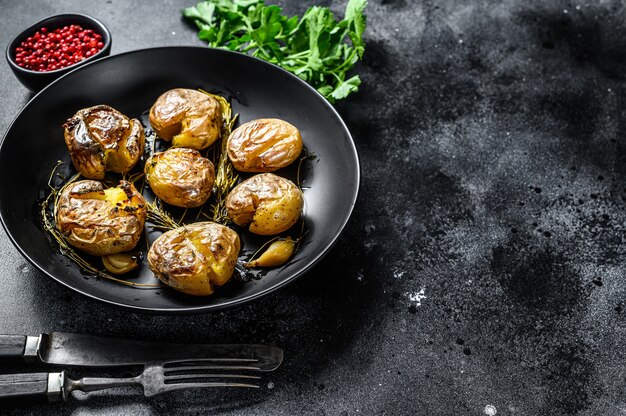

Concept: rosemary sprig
[[297, 151, 316, 190], [146, 199, 180, 231], [126, 171, 145, 184], [198, 89, 239, 224]]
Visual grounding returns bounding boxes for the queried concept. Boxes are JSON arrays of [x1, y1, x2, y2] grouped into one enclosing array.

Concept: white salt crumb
[[20, 266, 28, 273], [408, 288, 426, 306], [393, 269, 406, 279], [484, 404, 497, 415], [171, 31, 176, 35], [267, 382, 274, 389]]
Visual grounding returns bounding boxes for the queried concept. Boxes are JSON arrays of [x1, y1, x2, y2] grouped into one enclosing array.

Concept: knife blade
[[0, 333, 283, 371]]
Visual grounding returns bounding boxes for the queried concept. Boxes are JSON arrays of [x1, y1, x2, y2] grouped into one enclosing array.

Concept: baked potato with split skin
[[226, 173, 304, 235], [145, 148, 215, 208], [147, 222, 240, 296], [227, 118, 303, 172], [55, 180, 147, 256], [63, 105, 145, 179], [149, 88, 222, 150]]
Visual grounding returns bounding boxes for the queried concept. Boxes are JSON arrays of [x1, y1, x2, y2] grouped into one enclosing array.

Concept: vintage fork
[[0, 358, 265, 403]]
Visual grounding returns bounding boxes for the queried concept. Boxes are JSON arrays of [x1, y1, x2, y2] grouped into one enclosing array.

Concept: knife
[[0, 333, 283, 371]]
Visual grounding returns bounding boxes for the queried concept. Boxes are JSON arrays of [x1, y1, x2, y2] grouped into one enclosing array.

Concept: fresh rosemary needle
[[145, 199, 180, 231], [198, 89, 239, 224]]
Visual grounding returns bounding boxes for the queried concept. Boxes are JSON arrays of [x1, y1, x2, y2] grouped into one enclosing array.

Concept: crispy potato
[[56, 180, 147, 256], [63, 105, 145, 180], [145, 148, 215, 208], [226, 173, 303, 235], [227, 118, 303, 172], [149, 88, 222, 150], [147, 222, 240, 296]]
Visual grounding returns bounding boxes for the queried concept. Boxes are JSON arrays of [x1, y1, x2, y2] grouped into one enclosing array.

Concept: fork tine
[[162, 358, 259, 366], [165, 374, 261, 382], [145, 382, 260, 397], [170, 382, 259, 388], [151, 381, 260, 396], [164, 365, 262, 373]]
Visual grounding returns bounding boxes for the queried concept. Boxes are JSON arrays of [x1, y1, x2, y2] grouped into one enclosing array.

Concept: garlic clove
[[246, 237, 295, 268], [102, 252, 140, 274]]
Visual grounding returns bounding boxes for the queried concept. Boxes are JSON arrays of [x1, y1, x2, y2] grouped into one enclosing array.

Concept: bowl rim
[[5, 12, 112, 75]]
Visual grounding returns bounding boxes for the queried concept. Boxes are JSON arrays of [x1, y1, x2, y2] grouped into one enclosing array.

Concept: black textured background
[[2, 0, 626, 415]]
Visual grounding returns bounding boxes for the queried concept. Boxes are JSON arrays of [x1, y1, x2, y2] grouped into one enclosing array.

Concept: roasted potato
[[145, 148, 215, 208], [147, 222, 240, 296], [56, 180, 147, 256], [227, 118, 303, 172], [226, 173, 303, 235], [63, 105, 145, 179], [149, 88, 222, 150]]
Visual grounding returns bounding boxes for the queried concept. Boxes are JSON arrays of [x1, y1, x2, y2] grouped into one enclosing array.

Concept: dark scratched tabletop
[[2, 0, 626, 415]]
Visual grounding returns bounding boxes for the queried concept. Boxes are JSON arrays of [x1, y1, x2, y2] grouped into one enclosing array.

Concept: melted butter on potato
[[63, 105, 145, 179], [147, 222, 240, 296], [145, 148, 215, 208], [149, 89, 222, 150], [55, 180, 147, 256], [226, 173, 303, 235], [227, 118, 303, 172]]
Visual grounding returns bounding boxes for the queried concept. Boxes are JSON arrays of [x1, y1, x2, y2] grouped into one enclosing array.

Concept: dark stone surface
[[1, 0, 626, 414]]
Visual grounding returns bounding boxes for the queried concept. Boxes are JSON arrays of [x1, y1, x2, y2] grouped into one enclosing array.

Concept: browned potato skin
[[56, 180, 147, 256], [149, 89, 222, 150], [227, 118, 303, 172], [147, 222, 240, 296], [63, 105, 145, 179], [226, 173, 304, 235], [145, 148, 215, 208]]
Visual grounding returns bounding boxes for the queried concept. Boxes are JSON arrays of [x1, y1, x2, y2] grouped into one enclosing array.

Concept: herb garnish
[[182, 0, 367, 103]]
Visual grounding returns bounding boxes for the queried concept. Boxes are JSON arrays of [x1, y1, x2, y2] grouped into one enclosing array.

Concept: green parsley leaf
[[330, 74, 361, 102], [345, 0, 367, 58], [182, 0, 367, 103]]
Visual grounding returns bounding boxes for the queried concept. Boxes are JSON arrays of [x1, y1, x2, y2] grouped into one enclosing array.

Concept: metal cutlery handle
[[0, 372, 141, 404], [0, 335, 40, 361], [0, 372, 64, 403], [66, 375, 142, 394]]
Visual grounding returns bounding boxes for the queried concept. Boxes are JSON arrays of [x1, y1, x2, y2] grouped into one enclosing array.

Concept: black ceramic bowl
[[0, 46, 360, 313], [5, 13, 111, 91]]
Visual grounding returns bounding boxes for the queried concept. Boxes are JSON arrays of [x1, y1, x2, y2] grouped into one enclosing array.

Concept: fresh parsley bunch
[[182, 0, 367, 103]]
